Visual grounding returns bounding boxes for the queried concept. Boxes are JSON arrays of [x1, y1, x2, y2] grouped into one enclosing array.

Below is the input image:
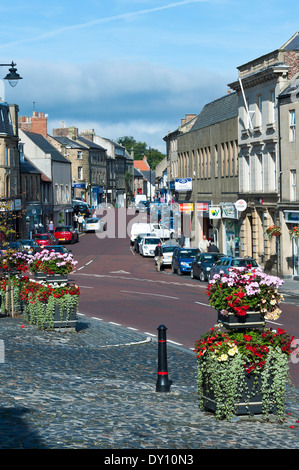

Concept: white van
[[134, 194, 147, 205], [130, 223, 153, 244]]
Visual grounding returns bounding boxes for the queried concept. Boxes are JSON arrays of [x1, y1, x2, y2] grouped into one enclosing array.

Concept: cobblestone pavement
[[0, 312, 298, 450]]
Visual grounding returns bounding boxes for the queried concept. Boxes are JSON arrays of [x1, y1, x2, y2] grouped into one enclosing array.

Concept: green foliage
[[117, 135, 165, 169]]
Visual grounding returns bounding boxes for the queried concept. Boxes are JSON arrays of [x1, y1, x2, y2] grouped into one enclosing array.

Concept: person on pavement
[[199, 234, 210, 253], [154, 242, 163, 272]]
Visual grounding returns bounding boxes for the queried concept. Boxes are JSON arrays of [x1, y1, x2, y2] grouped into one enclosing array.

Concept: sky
[[0, 0, 298, 153]]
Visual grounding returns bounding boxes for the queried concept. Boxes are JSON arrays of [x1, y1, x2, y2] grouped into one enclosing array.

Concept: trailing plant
[[289, 226, 299, 238], [266, 225, 282, 238], [21, 279, 80, 329], [195, 324, 294, 421], [207, 266, 284, 320], [0, 249, 29, 273]]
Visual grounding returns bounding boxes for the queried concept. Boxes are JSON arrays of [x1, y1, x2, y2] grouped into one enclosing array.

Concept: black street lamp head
[[3, 62, 22, 87]]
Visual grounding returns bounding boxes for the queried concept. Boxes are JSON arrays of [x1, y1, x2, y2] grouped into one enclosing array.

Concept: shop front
[[284, 210, 299, 277], [221, 203, 240, 257]]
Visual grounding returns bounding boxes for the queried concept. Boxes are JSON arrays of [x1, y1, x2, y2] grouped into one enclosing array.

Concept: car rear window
[[162, 246, 177, 252], [179, 249, 198, 257], [35, 235, 48, 240], [144, 238, 161, 244]]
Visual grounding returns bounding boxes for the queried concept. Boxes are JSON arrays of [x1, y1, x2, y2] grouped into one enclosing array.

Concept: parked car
[[155, 243, 179, 269], [41, 245, 72, 254], [171, 247, 198, 275], [151, 223, 175, 240], [133, 233, 152, 253], [139, 237, 161, 257], [191, 252, 225, 282], [73, 201, 91, 218], [18, 239, 42, 254], [135, 201, 149, 213], [0, 241, 26, 254], [85, 217, 104, 233], [208, 256, 259, 281], [53, 226, 79, 244], [33, 233, 57, 247]]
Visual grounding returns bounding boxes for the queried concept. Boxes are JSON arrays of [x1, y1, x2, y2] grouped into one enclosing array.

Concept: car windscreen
[[144, 238, 161, 244], [86, 219, 99, 223], [232, 259, 258, 267], [162, 246, 177, 252], [35, 235, 49, 240], [179, 249, 198, 257]]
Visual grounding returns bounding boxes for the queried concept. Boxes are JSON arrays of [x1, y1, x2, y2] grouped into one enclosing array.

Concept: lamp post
[[1, 62, 22, 87]]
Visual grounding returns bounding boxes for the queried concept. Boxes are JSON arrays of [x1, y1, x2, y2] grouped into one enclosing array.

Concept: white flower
[[218, 354, 228, 362], [228, 346, 238, 356]]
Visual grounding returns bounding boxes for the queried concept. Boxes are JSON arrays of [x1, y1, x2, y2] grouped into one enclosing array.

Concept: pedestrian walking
[[154, 242, 163, 271], [73, 213, 78, 230], [48, 221, 55, 234], [78, 214, 84, 232], [199, 234, 209, 253], [179, 232, 185, 247]]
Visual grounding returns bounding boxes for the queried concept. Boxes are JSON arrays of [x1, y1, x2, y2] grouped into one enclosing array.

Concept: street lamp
[[1, 62, 22, 87]]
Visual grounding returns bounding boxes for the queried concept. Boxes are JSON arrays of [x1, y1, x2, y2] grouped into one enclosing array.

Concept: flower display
[[28, 249, 78, 275], [0, 249, 29, 273], [195, 323, 295, 421], [206, 266, 284, 320], [20, 278, 80, 329], [289, 226, 299, 238], [195, 324, 294, 374], [266, 225, 282, 238]]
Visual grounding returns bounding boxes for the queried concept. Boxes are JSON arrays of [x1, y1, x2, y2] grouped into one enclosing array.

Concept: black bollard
[[156, 324, 171, 392]]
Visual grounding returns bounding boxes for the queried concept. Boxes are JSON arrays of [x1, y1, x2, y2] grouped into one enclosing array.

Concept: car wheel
[[199, 270, 206, 282], [178, 267, 183, 276]]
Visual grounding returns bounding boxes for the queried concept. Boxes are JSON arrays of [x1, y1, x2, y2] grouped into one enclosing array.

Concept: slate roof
[[52, 136, 86, 150], [279, 75, 299, 98], [283, 31, 299, 51], [189, 92, 238, 133], [77, 135, 106, 151], [20, 157, 41, 174], [22, 131, 70, 164], [0, 103, 14, 135]]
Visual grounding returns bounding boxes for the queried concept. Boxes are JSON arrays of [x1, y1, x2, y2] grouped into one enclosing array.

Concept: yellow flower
[[218, 354, 228, 362], [228, 346, 238, 356]]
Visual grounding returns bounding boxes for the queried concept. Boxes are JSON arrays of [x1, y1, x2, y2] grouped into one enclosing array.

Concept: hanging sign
[[209, 207, 221, 219], [235, 199, 247, 212]]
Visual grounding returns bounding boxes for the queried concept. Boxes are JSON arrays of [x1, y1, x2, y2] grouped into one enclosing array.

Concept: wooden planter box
[[217, 310, 265, 330]]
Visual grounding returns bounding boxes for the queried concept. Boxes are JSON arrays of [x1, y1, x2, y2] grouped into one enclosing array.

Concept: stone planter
[[217, 310, 265, 330]]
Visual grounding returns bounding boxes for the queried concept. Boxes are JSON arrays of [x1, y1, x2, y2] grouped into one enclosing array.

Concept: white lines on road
[[79, 286, 94, 289], [109, 321, 122, 326], [85, 260, 94, 266], [92, 316, 103, 321], [121, 290, 179, 300], [195, 301, 210, 307]]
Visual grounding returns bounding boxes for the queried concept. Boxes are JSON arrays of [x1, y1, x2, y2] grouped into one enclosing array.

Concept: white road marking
[[109, 321, 122, 326], [121, 290, 179, 300], [85, 260, 94, 265], [195, 301, 211, 307]]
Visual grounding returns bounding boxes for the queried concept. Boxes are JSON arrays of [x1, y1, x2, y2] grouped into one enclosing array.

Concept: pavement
[[0, 288, 299, 451]]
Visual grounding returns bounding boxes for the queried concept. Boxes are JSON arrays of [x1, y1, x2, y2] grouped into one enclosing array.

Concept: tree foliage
[[117, 136, 165, 170]]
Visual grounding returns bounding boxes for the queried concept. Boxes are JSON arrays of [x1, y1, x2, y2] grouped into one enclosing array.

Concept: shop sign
[[175, 178, 192, 192], [235, 199, 247, 212], [197, 202, 209, 211], [209, 206, 221, 219], [72, 182, 87, 189], [284, 211, 299, 224], [179, 203, 193, 213], [222, 204, 237, 219]]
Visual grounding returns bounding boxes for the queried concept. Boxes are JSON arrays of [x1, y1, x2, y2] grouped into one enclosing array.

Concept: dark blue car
[[171, 247, 198, 275]]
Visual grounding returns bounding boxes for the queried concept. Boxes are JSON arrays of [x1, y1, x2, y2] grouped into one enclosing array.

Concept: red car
[[33, 233, 57, 247], [53, 226, 79, 244]]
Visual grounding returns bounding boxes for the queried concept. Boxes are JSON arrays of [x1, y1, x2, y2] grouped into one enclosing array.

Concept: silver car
[[208, 256, 259, 281]]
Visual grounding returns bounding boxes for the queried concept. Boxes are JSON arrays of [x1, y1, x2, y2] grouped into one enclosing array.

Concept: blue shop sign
[[284, 211, 299, 224], [72, 182, 87, 189]]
